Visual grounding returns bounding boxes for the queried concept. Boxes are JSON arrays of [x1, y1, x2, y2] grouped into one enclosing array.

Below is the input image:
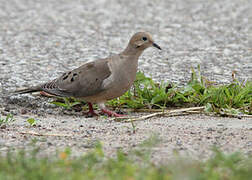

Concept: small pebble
[[207, 128, 215, 131], [10, 110, 17, 115], [46, 109, 53, 114], [246, 141, 252, 147], [4, 107, 10, 112], [0, 124, 7, 129], [176, 140, 182, 146], [217, 130, 223, 133], [20, 109, 27, 114], [86, 130, 92, 135]]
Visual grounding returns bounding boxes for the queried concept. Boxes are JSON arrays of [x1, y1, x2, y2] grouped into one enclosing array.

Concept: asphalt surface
[[0, 0, 251, 159], [0, 0, 251, 94]]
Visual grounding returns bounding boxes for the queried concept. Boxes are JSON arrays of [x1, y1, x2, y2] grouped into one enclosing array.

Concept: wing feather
[[40, 59, 111, 97]]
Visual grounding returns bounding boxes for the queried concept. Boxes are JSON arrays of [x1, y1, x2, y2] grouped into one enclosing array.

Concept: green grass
[[108, 66, 251, 115], [0, 113, 14, 126], [51, 97, 82, 110], [52, 65, 252, 115], [0, 142, 252, 180], [27, 118, 37, 126]]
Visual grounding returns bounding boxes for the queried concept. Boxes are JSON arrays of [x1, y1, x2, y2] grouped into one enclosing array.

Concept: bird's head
[[129, 32, 161, 51]]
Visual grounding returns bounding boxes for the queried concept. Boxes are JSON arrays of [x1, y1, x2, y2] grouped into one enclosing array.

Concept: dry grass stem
[[115, 106, 205, 122], [19, 131, 71, 137]]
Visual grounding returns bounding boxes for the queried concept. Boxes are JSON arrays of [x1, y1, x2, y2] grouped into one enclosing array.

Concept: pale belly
[[83, 83, 132, 103], [82, 76, 134, 103]]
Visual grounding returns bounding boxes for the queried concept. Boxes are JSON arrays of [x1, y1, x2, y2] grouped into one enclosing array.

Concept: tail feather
[[13, 87, 41, 95]]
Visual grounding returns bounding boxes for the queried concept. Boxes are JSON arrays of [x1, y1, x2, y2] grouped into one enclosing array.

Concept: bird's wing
[[40, 59, 111, 97]]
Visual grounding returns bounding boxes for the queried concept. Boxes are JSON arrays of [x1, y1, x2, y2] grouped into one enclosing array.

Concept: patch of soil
[[0, 113, 251, 162]]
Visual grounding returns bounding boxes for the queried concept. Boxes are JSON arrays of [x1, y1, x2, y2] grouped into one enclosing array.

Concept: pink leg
[[84, 102, 98, 117], [101, 108, 124, 117]]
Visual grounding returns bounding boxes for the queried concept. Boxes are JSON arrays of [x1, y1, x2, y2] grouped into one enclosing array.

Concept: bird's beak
[[152, 42, 162, 50]]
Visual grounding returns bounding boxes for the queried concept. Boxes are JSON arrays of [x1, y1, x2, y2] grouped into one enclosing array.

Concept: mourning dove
[[14, 32, 161, 117]]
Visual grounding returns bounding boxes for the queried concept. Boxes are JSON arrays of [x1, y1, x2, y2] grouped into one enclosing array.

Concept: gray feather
[[38, 59, 111, 97], [13, 86, 42, 95]]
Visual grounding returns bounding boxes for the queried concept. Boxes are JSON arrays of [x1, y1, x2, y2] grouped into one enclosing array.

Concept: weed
[[51, 97, 82, 110], [130, 119, 136, 133], [0, 113, 14, 126], [0, 142, 251, 180], [108, 66, 251, 115], [27, 118, 37, 126], [51, 65, 252, 115]]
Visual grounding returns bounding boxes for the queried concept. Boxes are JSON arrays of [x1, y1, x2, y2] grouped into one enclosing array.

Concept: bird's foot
[[83, 110, 99, 117], [83, 102, 99, 117], [101, 109, 124, 117]]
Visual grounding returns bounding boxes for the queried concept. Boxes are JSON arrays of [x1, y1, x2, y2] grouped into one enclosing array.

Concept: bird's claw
[[101, 109, 124, 117]]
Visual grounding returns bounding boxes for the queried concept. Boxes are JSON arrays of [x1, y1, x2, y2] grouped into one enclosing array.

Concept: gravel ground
[[0, 113, 251, 162], [0, 0, 252, 160]]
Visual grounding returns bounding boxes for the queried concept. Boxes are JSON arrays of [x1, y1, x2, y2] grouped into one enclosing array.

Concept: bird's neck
[[121, 45, 144, 58]]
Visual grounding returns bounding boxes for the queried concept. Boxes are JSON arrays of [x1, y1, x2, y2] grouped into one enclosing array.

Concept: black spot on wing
[[63, 75, 68, 80], [61, 71, 72, 81]]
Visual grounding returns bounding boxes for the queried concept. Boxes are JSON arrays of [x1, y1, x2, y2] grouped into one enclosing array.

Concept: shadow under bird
[[14, 32, 161, 117]]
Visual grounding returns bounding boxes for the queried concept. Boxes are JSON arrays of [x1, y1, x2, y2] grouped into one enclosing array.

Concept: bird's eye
[[142, 37, 147, 41]]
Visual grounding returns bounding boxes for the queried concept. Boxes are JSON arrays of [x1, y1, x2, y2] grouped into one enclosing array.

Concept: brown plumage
[[14, 32, 161, 117]]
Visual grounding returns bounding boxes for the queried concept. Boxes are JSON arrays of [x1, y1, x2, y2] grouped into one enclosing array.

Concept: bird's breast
[[83, 56, 139, 103]]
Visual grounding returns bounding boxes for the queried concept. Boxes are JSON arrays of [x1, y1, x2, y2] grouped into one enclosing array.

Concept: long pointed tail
[[13, 87, 41, 95]]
